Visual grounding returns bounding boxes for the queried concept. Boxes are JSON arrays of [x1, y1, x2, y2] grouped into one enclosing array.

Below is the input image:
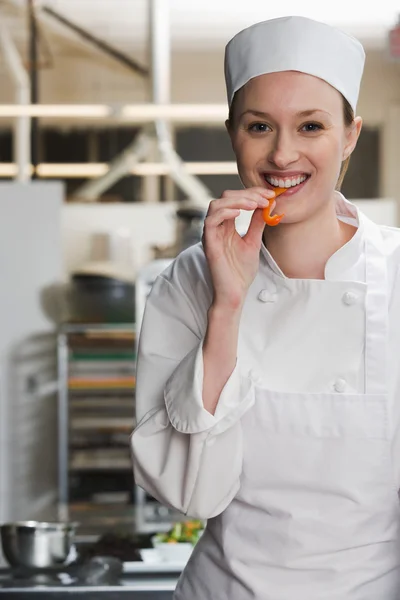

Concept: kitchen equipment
[[75, 556, 122, 585], [175, 205, 206, 252], [89, 230, 134, 268], [65, 274, 135, 323], [54, 227, 136, 324], [152, 204, 207, 260], [0, 564, 178, 596], [42, 273, 135, 325], [79, 531, 145, 563], [0, 521, 78, 569], [152, 542, 193, 564]]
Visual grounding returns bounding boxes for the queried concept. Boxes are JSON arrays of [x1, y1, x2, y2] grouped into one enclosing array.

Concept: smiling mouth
[[264, 173, 309, 188]]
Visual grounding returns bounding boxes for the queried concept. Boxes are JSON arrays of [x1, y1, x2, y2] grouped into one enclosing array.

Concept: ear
[[343, 116, 363, 161], [225, 119, 235, 150]]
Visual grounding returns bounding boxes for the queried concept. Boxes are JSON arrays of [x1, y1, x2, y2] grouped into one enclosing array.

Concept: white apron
[[174, 216, 400, 600]]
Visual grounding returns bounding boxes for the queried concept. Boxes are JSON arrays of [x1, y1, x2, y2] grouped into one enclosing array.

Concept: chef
[[131, 16, 400, 600]]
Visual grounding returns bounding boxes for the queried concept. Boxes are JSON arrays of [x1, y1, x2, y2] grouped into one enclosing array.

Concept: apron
[[174, 215, 400, 600]]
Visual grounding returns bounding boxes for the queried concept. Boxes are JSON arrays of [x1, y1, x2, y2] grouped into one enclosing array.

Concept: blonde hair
[[336, 97, 354, 191], [228, 94, 355, 191]]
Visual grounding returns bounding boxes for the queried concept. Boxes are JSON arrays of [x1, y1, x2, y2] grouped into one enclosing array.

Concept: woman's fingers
[[245, 200, 277, 246], [221, 187, 276, 201], [203, 186, 278, 247], [204, 208, 241, 228], [202, 188, 275, 300], [245, 209, 268, 246], [207, 189, 275, 216], [209, 198, 259, 213]]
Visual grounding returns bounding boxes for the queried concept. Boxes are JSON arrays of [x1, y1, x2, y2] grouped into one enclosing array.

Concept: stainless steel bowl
[[0, 521, 78, 569]]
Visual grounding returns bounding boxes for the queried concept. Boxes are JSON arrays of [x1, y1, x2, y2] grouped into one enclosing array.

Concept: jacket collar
[[260, 193, 365, 281]]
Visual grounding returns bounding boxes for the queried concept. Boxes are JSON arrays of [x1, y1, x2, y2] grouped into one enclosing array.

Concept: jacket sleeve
[[130, 249, 255, 519]]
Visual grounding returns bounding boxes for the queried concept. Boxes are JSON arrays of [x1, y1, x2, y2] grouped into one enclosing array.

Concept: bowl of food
[[152, 520, 204, 563], [0, 521, 78, 569]]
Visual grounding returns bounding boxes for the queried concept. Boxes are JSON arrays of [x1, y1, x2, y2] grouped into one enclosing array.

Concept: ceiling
[[1, 0, 399, 59]]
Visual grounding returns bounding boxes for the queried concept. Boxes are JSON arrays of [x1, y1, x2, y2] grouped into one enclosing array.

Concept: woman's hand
[[202, 187, 276, 310]]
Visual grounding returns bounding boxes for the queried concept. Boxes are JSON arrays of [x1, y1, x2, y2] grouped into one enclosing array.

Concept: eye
[[248, 122, 271, 133], [301, 122, 323, 132]]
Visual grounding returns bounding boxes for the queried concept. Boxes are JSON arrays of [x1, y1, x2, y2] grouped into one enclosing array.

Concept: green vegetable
[[154, 520, 204, 545]]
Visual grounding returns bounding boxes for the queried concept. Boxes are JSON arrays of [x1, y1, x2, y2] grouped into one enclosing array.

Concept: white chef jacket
[[132, 194, 400, 496], [131, 193, 400, 598], [131, 194, 400, 517]]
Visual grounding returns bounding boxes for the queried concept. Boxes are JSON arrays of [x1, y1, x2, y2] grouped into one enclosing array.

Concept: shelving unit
[[57, 323, 136, 530]]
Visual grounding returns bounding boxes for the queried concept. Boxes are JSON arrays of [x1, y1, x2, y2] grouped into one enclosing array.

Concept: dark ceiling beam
[[28, 0, 39, 176], [42, 5, 149, 78]]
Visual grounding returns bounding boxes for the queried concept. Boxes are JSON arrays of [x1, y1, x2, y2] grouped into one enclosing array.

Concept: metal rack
[[57, 323, 136, 525], [57, 263, 183, 535]]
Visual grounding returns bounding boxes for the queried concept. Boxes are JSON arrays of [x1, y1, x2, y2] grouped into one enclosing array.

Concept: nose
[[268, 131, 300, 169]]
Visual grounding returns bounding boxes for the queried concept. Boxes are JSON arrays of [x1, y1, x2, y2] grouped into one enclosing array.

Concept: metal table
[[0, 569, 177, 599]]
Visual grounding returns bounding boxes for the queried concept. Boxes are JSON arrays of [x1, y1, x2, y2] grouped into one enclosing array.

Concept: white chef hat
[[224, 16, 365, 112]]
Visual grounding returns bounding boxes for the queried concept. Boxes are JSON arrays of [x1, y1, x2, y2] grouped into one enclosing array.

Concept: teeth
[[265, 174, 307, 188]]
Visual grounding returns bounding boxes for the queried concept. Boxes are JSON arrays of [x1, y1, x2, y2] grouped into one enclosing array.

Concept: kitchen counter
[[0, 570, 177, 599]]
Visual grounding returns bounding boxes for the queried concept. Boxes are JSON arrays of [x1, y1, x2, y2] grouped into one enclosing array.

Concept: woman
[[131, 16, 400, 600]]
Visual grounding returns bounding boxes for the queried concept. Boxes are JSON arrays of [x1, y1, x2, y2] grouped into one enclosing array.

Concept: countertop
[[0, 569, 178, 599]]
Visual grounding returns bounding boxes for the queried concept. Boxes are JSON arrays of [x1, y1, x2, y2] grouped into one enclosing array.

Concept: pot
[[175, 206, 207, 252], [65, 273, 135, 323], [0, 521, 78, 569]]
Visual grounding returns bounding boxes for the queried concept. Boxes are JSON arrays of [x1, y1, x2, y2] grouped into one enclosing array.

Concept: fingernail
[[262, 190, 276, 198], [260, 198, 270, 207]]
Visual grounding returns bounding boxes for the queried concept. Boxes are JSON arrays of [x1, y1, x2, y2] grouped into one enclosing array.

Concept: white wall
[[62, 202, 178, 277], [0, 183, 63, 526]]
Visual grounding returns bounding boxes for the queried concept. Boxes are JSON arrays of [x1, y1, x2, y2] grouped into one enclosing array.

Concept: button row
[[258, 289, 360, 305], [258, 289, 278, 303], [333, 378, 347, 393], [342, 291, 359, 306]]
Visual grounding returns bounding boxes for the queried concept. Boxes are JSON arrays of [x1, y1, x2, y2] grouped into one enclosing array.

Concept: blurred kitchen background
[[0, 0, 400, 564]]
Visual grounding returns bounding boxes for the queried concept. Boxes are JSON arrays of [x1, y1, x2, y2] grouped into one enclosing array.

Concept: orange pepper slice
[[262, 187, 286, 226]]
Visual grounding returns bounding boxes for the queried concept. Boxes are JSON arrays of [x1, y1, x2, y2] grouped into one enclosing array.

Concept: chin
[[274, 207, 311, 226]]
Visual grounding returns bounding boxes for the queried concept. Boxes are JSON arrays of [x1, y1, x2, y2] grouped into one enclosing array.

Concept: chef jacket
[[131, 193, 400, 599]]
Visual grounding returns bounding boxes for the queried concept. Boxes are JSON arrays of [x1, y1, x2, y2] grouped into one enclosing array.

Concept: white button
[[342, 291, 358, 306], [258, 289, 278, 303], [334, 378, 347, 393], [206, 437, 216, 447]]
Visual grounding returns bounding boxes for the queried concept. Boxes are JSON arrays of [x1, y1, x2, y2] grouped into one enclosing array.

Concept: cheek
[[234, 137, 265, 168], [234, 144, 263, 187], [311, 138, 343, 179], [319, 137, 343, 159]]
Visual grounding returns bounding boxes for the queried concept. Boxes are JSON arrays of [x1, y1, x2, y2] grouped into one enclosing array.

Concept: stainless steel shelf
[[70, 398, 134, 409], [57, 324, 136, 522], [60, 323, 136, 334], [70, 417, 134, 431], [70, 463, 132, 471], [69, 448, 132, 472]]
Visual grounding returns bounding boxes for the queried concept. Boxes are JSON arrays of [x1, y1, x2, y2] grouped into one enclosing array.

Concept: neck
[[263, 201, 357, 280]]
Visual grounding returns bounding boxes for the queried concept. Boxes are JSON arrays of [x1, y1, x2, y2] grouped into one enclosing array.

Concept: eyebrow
[[238, 108, 332, 120]]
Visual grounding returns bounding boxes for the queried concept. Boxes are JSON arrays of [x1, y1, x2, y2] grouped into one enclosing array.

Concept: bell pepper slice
[[262, 187, 287, 226]]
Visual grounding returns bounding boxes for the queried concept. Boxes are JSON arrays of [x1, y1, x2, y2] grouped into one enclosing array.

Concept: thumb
[[244, 207, 269, 247]]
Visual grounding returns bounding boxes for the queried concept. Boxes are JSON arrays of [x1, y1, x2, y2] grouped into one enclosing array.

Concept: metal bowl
[[0, 521, 78, 569]]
